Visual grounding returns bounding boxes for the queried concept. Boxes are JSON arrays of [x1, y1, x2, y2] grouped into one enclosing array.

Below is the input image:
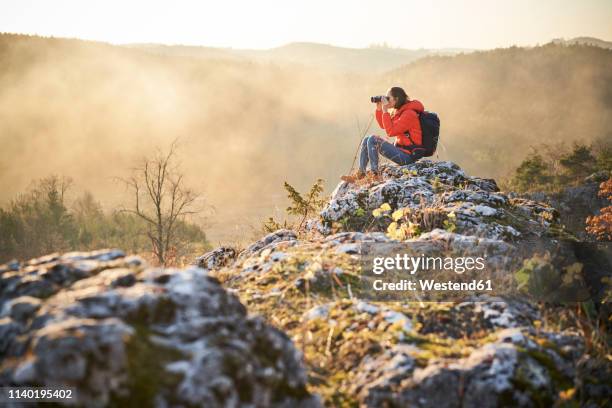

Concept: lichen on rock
[[0, 249, 321, 407], [207, 160, 609, 407], [2, 160, 609, 407], [318, 160, 563, 245]]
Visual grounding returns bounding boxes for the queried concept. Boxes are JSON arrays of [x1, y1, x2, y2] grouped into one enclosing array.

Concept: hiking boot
[[340, 170, 365, 183], [367, 170, 383, 182]]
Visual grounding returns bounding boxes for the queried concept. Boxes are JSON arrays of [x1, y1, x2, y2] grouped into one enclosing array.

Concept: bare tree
[[120, 141, 199, 266]]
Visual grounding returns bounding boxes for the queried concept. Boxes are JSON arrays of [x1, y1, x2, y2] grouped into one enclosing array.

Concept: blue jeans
[[359, 135, 423, 173]]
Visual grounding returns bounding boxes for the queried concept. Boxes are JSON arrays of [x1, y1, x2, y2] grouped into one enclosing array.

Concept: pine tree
[[284, 178, 326, 230]]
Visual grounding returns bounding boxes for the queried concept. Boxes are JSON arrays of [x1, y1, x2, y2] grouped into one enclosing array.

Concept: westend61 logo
[[371, 253, 492, 293], [359, 241, 606, 302], [359, 242, 507, 301]]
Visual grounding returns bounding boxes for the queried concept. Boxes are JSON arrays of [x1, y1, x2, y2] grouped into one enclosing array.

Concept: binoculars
[[371, 95, 389, 103]]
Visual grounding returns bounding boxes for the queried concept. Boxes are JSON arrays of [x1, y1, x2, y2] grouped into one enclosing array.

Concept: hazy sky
[[1, 0, 611, 49]]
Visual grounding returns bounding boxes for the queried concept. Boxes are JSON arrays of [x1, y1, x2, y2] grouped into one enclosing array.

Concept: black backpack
[[419, 111, 440, 157]]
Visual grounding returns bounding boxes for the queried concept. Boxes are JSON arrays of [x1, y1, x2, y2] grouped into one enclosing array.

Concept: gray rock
[[303, 304, 331, 321], [2, 296, 42, 322], [0, 250, 320, 408], [239, 229, 298, 259], [195, 246, 237, 270], [358, 331, 574, 407], [0, 260, 20, 275], [319, 161, 561, 245]]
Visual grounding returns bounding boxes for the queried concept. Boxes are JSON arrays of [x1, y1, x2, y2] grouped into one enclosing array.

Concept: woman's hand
[[382, 97, 393, 113], [376, 101, 383, 111]]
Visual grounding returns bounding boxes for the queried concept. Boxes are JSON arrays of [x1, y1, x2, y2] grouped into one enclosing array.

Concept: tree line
[[0, 145, 210, 266]]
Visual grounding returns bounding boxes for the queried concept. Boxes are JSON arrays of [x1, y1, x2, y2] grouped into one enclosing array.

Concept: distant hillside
[[1, 33, 611, 242], [553, 36, 612, 49], [126, 41, 472, 73], [0, 33, 368, 243]]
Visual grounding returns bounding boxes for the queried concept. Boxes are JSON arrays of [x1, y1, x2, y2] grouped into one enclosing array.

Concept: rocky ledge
[[0, 250, 321, 407], [1, 160, 609, 407], [208, 161, 610, 406], [318, 160, 564, 246]]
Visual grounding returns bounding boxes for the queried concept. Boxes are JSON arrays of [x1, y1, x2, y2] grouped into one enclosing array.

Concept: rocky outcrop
[[210, 160, 610, 407], [0, 250, 320, 407], [350, 305, 584, 407], [2, 160, 609, 407], [214, 227, 610, 406], [195, 246, 236, 270], [319, 161, 562, 246]]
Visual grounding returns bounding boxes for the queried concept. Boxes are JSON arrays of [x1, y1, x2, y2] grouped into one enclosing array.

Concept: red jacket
[[375, 100, 424, 153]]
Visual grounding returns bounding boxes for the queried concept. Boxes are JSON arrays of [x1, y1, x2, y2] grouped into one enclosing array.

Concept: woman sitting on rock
[[342, 87, 425, 183]]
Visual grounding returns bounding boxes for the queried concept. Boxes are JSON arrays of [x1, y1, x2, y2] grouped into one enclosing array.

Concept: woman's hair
[[388, 86, 409, 109]]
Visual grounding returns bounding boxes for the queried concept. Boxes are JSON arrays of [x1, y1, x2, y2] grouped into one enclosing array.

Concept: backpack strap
[[402, 110, 424, 147], [403, 131, 415, 145], [403, 130, 423, 148]]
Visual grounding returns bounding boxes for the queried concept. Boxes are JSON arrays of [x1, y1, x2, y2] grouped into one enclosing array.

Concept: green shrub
[[263, 178, 326, 233], [559, 143, 596, 180], [508, 141, 611, 193], [510, 153, 552, 192]]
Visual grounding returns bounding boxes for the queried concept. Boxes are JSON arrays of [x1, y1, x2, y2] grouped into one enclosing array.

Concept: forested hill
[[1, 33, 610, 242]]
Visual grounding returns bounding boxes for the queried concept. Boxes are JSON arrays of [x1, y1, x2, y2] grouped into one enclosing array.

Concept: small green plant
[[515, 255, 559, 299], [262, 217, 291, 234], [431, 176, 443, 192], [285, 178, 326, 230], [443, 211, 457, 232], [262, 178, 326, 233], [340, 216, 350, 229], [515, 254, 591, 303]]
